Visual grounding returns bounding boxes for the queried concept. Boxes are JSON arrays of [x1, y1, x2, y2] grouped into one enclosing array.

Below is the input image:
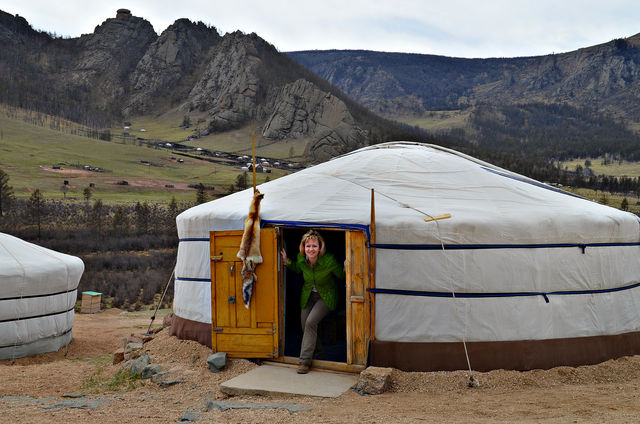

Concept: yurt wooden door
[[345, 230, 370, 367], [209, 229, 278, 358]]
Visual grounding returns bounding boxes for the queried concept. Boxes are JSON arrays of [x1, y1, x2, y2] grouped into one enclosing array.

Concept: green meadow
[[113, 113, 309, 158], [397, 109, 471, 131], [561, 157, 640, 178], [0, 110, 303, 204], [564, 187, 640, 215]]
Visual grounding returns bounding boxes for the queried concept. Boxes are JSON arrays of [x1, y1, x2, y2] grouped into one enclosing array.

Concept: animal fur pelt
[[237, 190, 264, 308]]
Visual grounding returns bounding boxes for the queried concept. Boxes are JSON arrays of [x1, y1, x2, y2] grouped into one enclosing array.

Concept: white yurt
[[172, 142, 640, 371], [0, 233, 84, 360]]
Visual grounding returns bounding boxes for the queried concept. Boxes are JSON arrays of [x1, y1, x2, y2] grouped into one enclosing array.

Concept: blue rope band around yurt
[[370, 242, 640, 253], [0, 305, 76, 324], [369, 281, 640, 303]]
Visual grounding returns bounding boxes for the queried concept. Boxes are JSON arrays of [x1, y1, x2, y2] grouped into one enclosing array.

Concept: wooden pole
[[369, 188, 376, 341], [252, 132, 257, 193]]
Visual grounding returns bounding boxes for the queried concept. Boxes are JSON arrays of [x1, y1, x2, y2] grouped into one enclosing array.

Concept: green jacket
[[286, 252, 345, 311]]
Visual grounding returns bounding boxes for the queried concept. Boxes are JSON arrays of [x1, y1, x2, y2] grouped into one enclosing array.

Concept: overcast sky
[[3, 1, 640, 58]]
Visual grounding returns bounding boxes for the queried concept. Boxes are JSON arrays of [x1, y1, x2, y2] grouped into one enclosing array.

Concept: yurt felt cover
[[173, 142, 640, 369], [0, 233, 84, 360]]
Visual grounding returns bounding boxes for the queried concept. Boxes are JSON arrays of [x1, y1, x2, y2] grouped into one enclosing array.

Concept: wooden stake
[[424, 213, 451, 223], [252, 132, 257, 193]]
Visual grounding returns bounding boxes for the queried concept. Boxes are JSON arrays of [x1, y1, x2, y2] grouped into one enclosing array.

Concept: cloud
[[2, 0, 640, 58]]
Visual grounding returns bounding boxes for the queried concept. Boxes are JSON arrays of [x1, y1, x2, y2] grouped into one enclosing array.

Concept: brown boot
[[297, 364, 310, 374]]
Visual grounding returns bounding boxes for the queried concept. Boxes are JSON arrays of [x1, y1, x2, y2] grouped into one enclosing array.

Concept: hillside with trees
[[289, 34, 640, 162]]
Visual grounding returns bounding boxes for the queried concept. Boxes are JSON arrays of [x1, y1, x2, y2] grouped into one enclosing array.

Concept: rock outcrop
[[263, 79, 366, 161], [185, 31, 267, 130], [126, 19, 221, 115], [70, 13, 157, 109]]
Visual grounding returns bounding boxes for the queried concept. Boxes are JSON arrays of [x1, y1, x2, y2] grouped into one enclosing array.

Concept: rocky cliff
[[126, 19, 221, 115], [70, 13, 157, 109], [263, 79, 366, 161]]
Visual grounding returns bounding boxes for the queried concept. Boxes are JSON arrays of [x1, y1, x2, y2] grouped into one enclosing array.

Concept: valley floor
[[1, 308, 640, 423]]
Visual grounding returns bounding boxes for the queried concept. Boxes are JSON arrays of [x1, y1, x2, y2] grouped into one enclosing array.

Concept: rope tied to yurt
[[337, 179, 480, 386], [427, 210, 479, 388]]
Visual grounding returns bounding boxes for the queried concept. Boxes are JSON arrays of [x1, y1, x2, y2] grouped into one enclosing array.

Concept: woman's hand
[[280, 248, 288, 263]]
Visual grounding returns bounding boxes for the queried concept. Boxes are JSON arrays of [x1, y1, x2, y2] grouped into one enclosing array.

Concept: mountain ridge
[[0, 9, 418, 161], [288, 34, 640, 122]]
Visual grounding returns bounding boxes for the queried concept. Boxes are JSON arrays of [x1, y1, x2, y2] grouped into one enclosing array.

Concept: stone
[[354, 366, 393, 395], [206, 352, 227, 373], [124, 342, 144, 360], [126, 334, 144, 343], [151, 372, 169, 383], [179, 411, 200, 422], [112, 347, 125, 364], [142, 363, 163, 379], [130, 353, 150, 375], [157, 377, 185, 387], [124, 342, 143, 352], [205, 400, 312, 413]]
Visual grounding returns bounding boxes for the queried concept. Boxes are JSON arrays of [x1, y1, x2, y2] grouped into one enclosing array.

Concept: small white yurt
[[172, 142, 640, 371], [0, 233, 84, 360]]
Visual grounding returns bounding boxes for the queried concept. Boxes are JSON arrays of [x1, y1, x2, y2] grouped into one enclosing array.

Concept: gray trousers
[[299, 291, 329, 365]]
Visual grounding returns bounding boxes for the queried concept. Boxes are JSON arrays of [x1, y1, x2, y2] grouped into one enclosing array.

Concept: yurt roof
[[177, 142, 639, 245], [0, 232, 84, 298]]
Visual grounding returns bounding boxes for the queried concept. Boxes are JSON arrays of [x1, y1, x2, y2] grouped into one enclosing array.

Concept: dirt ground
[[2, 308, 640, 423]]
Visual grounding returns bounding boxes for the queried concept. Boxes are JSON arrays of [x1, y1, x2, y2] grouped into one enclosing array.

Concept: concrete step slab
[[220, 364, 358, 398]]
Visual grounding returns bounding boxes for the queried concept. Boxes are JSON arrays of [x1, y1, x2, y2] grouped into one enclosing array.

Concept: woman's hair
[[299, 229, 326, 258]]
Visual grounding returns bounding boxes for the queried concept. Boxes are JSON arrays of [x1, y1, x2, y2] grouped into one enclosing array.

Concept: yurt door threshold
[[209, 226, 371, 372]]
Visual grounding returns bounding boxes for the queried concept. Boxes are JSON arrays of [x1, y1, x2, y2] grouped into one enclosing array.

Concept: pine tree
[[235, 172, 248, 190], [112, 205, 130, 235], [135, 201, 150, 235], [28, 189, 44, 240], [195, 184, 207, 204], [89, 199, 104, 237], [167, 196, 179, 230], [0, 169, 14, 217], [621, 197, 629, 211]]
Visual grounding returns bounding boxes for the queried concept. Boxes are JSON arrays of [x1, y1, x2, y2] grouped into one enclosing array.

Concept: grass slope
[[113, 114, 309, 158], [397, 109, 471, 131], [0, 109, 298, 204]]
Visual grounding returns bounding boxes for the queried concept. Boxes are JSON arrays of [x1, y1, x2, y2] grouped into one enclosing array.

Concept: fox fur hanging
[[237, 190, 264, 308]]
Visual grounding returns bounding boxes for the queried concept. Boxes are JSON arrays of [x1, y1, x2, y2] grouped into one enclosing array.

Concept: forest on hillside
[[466, 103, 640, 160], [0, 181, 184, 309], [0, 167, 259, 309]]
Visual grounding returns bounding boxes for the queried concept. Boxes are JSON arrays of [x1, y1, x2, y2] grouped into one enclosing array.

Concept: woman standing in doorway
[[281, 230, 345, 374]]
